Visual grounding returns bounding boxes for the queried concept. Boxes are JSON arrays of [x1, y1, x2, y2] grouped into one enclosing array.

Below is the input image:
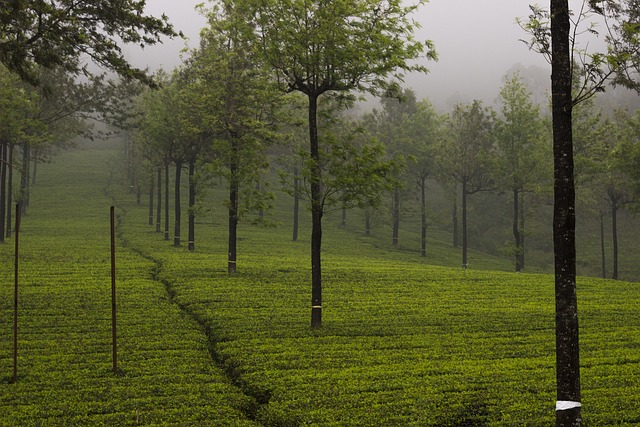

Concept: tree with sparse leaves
[[250, 0, 435, 328]]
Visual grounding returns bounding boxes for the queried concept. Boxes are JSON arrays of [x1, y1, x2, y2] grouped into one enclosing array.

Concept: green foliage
[[440, 100, 496, 194], [0, 1, 180, 86], [3, 128, 640, 426], [251, 0, 436, 98]]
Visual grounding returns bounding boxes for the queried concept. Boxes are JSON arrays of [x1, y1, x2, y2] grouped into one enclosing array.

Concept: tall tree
[[495, 73, 547, 272], [520, 2, 640, 422], [251, 0, 435, 327], [440, 100, 495, 269], [400, 98, 443, 257], [193, 2, 278, 272]]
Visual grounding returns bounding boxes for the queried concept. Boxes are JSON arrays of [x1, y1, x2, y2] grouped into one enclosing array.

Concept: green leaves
[[0, 0, 180, 86], [252, 0, 435, 97]]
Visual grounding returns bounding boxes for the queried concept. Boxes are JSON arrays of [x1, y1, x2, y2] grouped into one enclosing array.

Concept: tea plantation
[[1, 141, 640, 425]]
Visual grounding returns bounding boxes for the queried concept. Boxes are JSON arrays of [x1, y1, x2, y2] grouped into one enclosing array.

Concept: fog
[[132, 0, 549, 110]]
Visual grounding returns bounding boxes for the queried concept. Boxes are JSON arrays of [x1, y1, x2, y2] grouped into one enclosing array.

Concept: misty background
[[130, 0, 550, 111]]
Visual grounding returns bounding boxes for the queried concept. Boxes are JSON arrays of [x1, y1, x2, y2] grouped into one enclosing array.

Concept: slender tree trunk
[[165, 161, 170, 241], [341, 206, 347, 226], [365, 207, 371, 237], [256, 180, 264, 219], [420, 176, 427, 257], [600, 210, 606, 279], [293, 167, 299, 242], [452, 187, 459, 248], [520, 194, 526, 269], [188, 161, 196, 252], [31, 149, 38, 185], [611, 200, 618, 280], [462, 179, 468, 269], [309, 93, 323, 329], [392, 186, 400, 246], [6, 144, 14, 238], [0, 141, 6, 243], [20, 142, 30, 217], [228, 163, 239, 274], [174, 161, 182, 247], [551, 1, 581, 424], [156, 167, 162, 233], [513, 189, 522, 272], [148, 175, 154, 226]]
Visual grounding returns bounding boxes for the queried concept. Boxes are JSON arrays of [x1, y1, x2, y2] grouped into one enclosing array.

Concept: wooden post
[[110, 206, 117, 373], [13, 204, 20, 383]]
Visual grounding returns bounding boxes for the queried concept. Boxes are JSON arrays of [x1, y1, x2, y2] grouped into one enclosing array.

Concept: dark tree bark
[[341, 206, 347, 226], [611, 198, 619, 280], [19, 142, 30, 217], [31, 149, 38, 185], [365, 208, 371, 237], [173, 161, 182, 247], [309, 93, 323, 329], [1, 141, 6, 243], [6, 144, 14, 238], [188, 161, 196, 252], [228, 171, 238, 274], [392, 186, 400, 246], [293, 166, 299, 242], [520, 194, 526, 270], [156, 167, 162, 233], [164, 161, 170, 241], [148, 176, 154, 226], [551, 0, 582, 424], [420, 176, 427, 257], [462, 178, 468, 269], [452, 192, 458, 249], [513, 189, 524, 272], [600, 210, 606, 279]]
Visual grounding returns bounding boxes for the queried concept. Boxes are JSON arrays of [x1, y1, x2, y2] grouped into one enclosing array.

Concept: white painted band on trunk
[[556, 401, 581, 411], [311, 306, 322, 309]]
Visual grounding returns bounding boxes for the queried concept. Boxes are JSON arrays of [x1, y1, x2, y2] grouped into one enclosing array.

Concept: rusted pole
[[13, 203, 20, 383], [110, 206, 117, 373]]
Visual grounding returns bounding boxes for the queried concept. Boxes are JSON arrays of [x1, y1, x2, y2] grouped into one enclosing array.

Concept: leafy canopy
[[0, 0, 180, 85]]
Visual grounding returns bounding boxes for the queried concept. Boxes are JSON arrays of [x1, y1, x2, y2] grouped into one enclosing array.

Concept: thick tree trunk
[[462, 179, 468, 269], [1, 141, 6, 242], [551, 0, 582, 424], [293, 167, 299, 242], [420, 177, 427, 257], [309, 94, 323, 329], [6, 144, 14, 238], [392, 186, 400, 246], [148, 176, 154, 226], [611, 201, 618, 280], [513, 189, 523, 272], [164, 162, 170, 241], [188, 161, 196, 252], [600, 210, 606, 279], [174, 161, 182, 247], [156, 167, 162, 233]]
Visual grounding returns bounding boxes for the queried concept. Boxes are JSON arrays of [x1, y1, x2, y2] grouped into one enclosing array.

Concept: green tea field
[[2, 141, 640, 426]]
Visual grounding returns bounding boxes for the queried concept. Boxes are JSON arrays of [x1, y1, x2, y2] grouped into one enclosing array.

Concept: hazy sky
[[133, 0, 550, 110]]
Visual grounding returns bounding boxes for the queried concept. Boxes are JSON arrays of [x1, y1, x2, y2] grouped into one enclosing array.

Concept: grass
[[1, 139, 640, 425]]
